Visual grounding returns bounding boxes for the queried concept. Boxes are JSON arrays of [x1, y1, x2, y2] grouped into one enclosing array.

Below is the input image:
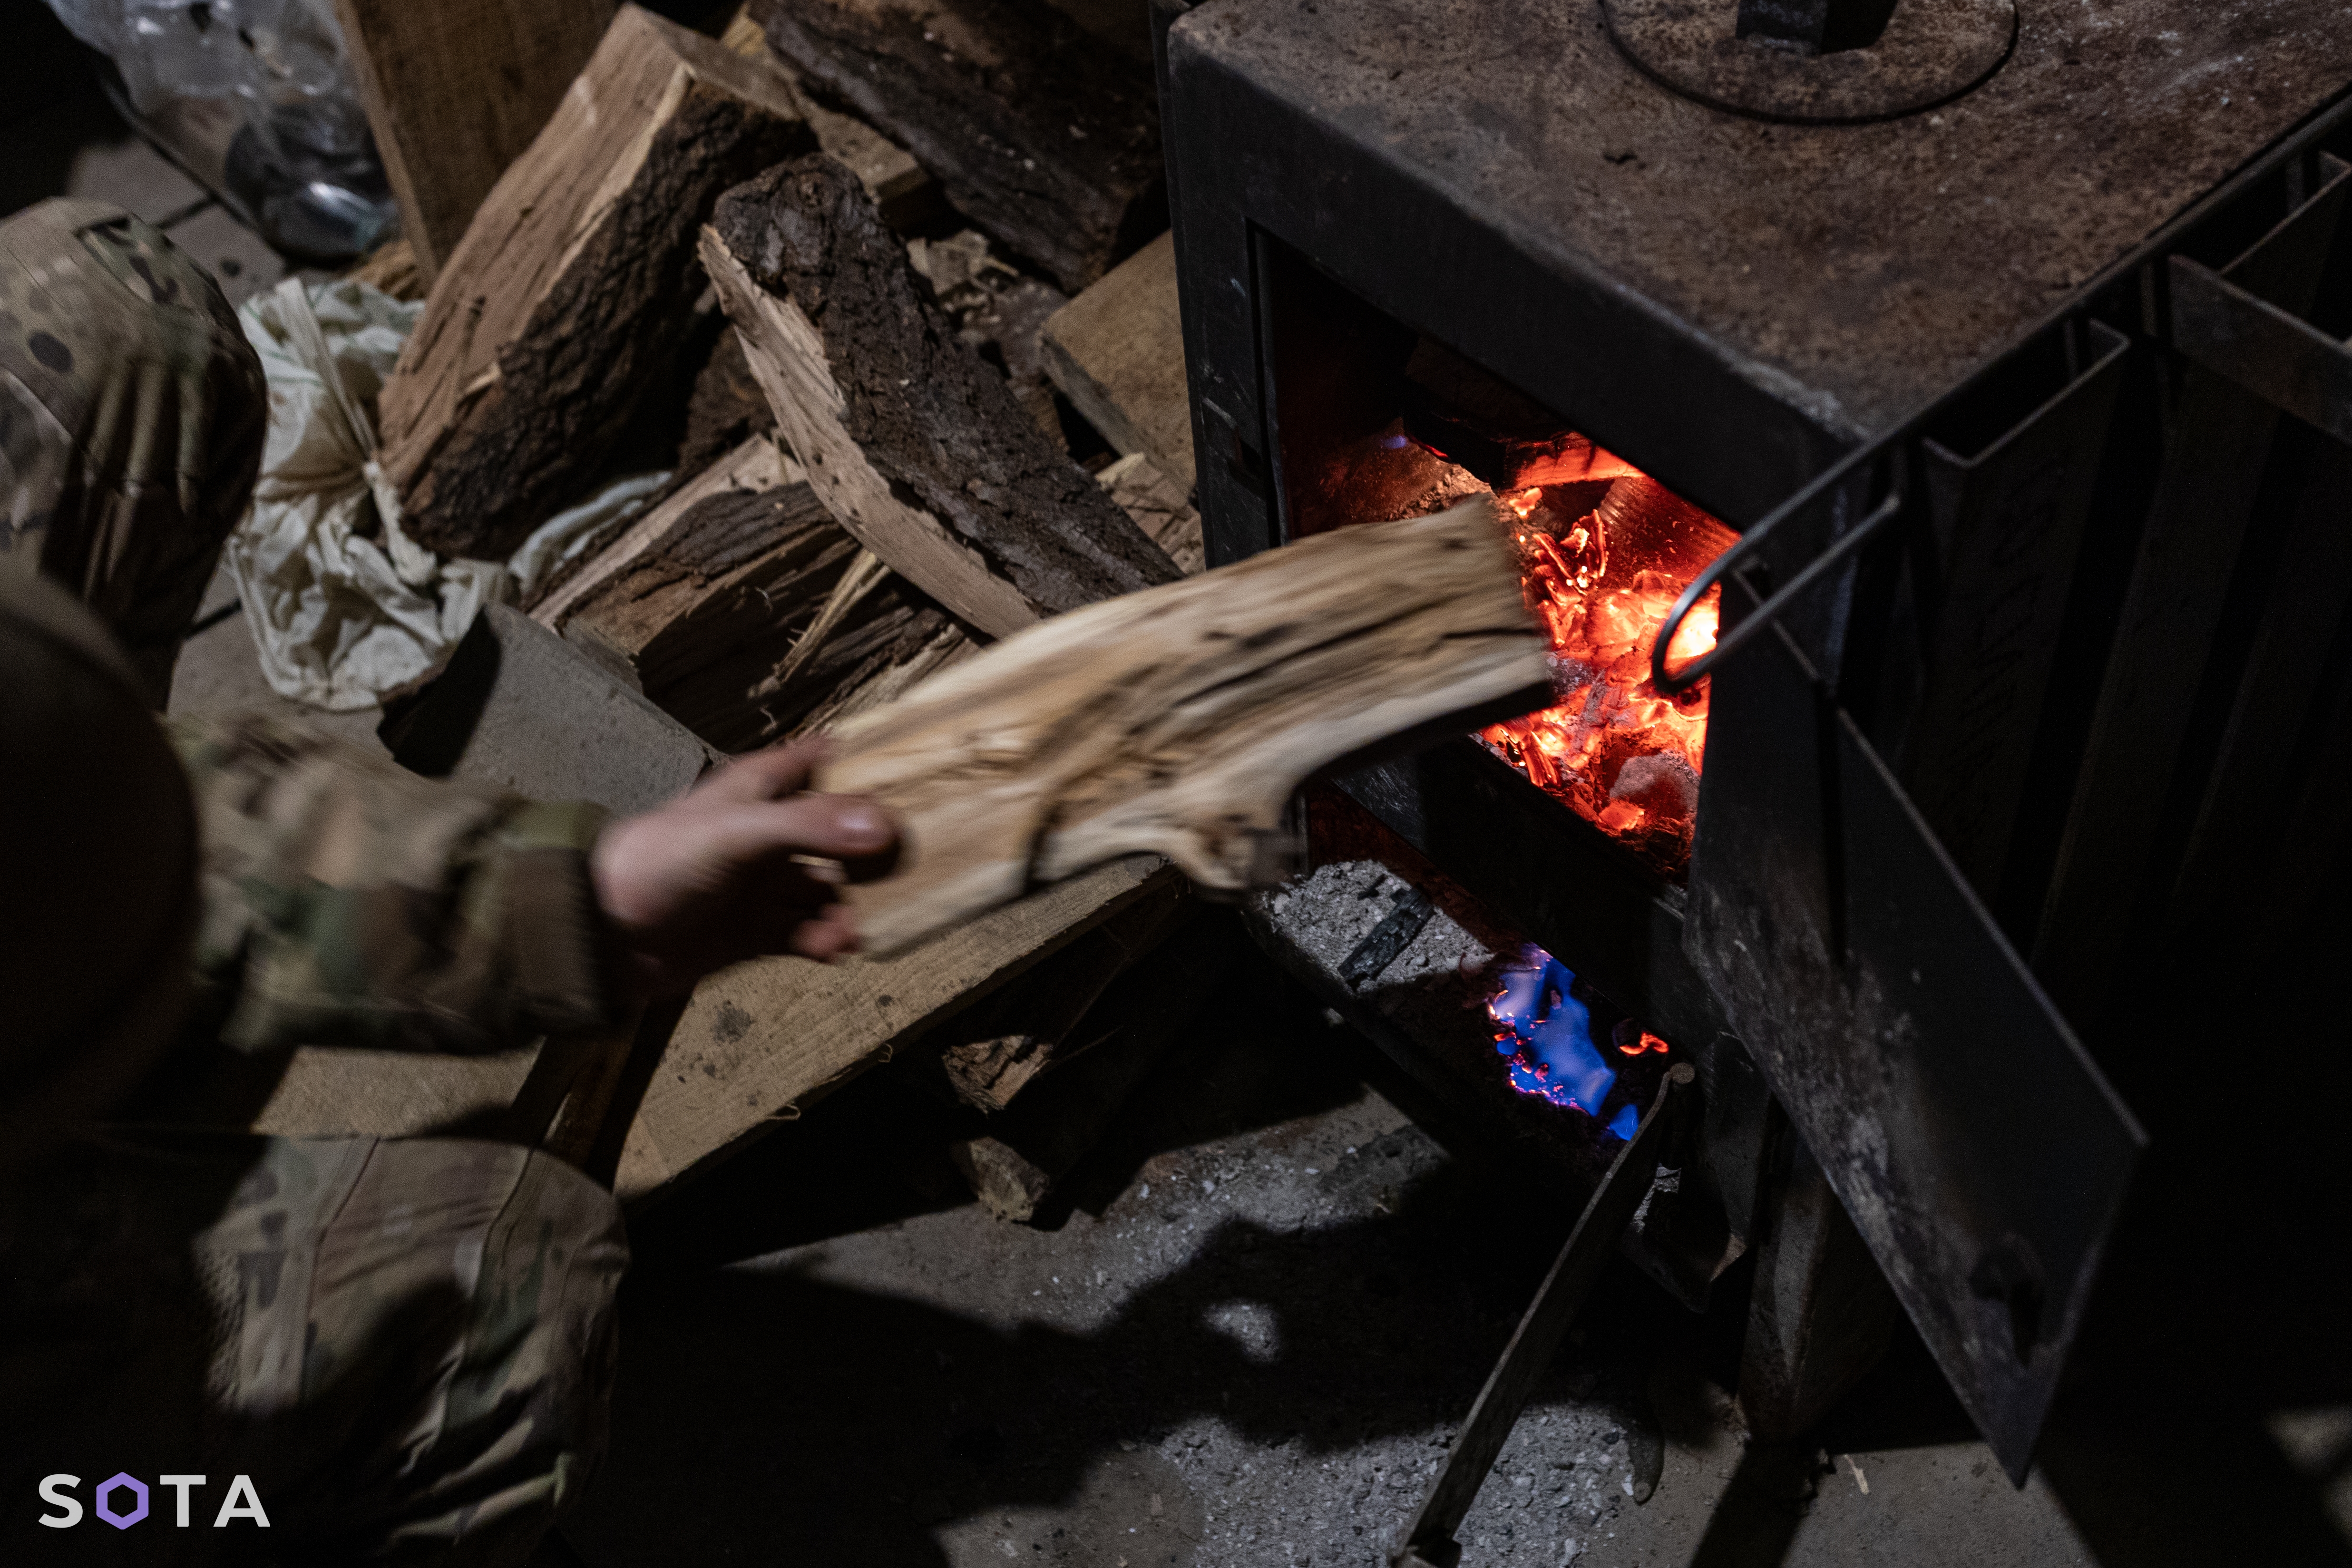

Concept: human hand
[[590, 737, 898, 998]]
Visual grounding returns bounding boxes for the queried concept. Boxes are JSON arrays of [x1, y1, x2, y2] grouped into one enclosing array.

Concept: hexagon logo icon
[[95, 1473, 149, 1529]]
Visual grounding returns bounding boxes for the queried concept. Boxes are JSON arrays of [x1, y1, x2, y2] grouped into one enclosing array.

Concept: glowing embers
[[1476, 451, 1737, 879], [1488, 945, 1667, 1139]]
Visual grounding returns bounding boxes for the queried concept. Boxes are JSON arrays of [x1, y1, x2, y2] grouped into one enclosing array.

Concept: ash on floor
[[570, 941, 2090, 1568]]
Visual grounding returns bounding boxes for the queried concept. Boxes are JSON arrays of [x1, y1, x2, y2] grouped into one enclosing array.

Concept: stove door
[[1689, 605, 2146, 1483]]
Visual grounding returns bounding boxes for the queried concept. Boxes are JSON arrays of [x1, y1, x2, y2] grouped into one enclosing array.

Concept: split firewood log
[[703, 156, 1179, 638], [754, 0, 1163, 293], [819, 499, 1553, 954], [374, 5, 815, 560]]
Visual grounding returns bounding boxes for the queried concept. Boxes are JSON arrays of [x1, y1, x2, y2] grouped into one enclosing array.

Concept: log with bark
[[703, 156, 1178, 638], [754, 0, 1163, 293], [375, 5, 815, 560], [538, 434, 957, 751], [819, 498, 1553, 954], [722, 2, 941, 231]]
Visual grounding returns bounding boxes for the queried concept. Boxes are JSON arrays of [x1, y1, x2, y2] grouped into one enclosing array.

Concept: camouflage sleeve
[[166, 713, 621, 1054]]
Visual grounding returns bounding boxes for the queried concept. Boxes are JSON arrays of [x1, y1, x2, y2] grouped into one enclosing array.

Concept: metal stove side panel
[[1688, 608, 2147, 1481]]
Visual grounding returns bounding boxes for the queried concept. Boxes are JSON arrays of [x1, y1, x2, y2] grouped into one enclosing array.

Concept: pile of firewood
[[310, 0, 1216, 1216]]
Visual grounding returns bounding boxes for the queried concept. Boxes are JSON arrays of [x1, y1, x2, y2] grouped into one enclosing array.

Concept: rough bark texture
[[754, 0, 1163, 293], [818, 500, 1553, 954], [709, 156, 1178, 627], [563, 473, 955, 751], [377, 6, 816, 559], [674, 328, 779, 487]]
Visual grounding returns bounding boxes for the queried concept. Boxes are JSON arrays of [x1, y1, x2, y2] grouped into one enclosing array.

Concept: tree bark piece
[[376, 5, 815, 560], [333, 0, 615, 286], [704, 156, 1178, 638], [819, 499, 1553, 955], [1042, 231, 1195, 494], [531, 436, 794, 628], [722, 2, 941, 230], [754, 0, 1163, 293]]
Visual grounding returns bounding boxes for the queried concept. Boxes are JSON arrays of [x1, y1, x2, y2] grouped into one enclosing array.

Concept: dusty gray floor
[[578, 965, 2099, 1568]]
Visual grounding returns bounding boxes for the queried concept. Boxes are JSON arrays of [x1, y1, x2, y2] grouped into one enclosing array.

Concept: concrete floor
[[579, 962, 2101, 1568], [24, 3, 2352, 1561]]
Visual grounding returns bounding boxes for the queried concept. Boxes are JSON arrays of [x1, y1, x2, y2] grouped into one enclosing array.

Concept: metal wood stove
[[1155, 0, 2352, 1490]]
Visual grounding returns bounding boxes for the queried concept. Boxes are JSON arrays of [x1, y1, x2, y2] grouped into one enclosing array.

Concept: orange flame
[[1473, 463, 1732, 878]]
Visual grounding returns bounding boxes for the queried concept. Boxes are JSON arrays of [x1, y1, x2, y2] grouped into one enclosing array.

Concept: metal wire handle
[[1649, 483, 1905, 695]]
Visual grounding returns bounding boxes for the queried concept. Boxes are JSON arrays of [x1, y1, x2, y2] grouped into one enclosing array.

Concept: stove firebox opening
[[1265, 250, 1737, 879]]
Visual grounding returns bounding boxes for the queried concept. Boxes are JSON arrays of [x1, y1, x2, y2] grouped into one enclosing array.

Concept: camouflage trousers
[[0, 198, 266, 707], [0, 1131, 626, 1566]]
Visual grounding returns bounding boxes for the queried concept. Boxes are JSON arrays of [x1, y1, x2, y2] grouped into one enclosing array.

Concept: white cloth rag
[[226, 276, 667, 711]]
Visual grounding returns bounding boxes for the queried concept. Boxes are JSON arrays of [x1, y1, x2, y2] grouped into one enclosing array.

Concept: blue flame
[[1489, 947, 1619, 1125], [1607, 1103, 1641, 1141]]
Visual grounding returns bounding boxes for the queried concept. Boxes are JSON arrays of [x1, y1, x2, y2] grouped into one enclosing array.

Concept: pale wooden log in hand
[[820, 499, 1552, 954]]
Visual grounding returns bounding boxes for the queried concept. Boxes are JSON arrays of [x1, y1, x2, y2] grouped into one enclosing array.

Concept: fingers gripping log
[[817, 499, 1553, 954]]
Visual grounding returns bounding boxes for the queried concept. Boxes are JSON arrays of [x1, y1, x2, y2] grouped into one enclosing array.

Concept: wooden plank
[[612, 853, 1176, 1201], [820, 499, 1553, 954], [376, 5, 814, 559], [334, 0, 615, 286], [1041, 231, 1196, 494], [704, 156, 1178, 637], [918, 868, 1192, 1110], [755, 0, 1163, 293]]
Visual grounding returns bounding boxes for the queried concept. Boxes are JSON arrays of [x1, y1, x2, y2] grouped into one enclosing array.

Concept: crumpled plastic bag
[[41, 0, 395, 256], [228, 276, 666, 711]]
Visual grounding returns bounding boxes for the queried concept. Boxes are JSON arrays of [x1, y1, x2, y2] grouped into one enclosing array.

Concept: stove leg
[[1738, 1107, 1899, 1441]]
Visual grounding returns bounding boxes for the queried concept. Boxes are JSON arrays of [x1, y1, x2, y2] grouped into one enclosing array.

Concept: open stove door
[[1688, 606, 2145, 1483]]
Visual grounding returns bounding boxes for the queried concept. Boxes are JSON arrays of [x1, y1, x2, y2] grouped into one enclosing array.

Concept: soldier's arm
[[167, 714, 895, 1055], [168, 713, 619, 1054]]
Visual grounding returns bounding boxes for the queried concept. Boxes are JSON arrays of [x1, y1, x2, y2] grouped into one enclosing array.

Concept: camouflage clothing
[[0, 198, 266, 706], [170, 713, 614, 1059], [0, 214, 629, 1564], [0, 1132, 626, 1567]]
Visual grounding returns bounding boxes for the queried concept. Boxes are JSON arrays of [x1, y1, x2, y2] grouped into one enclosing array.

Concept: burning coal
[[1474, 447, 1735, 879]]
